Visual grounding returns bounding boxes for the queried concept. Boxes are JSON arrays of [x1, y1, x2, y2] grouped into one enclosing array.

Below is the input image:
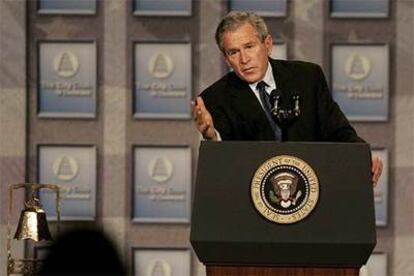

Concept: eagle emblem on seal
[[269, 172, 303, 208]]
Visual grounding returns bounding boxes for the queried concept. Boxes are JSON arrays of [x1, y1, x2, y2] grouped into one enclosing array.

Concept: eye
[[227, 50, 237, 56]]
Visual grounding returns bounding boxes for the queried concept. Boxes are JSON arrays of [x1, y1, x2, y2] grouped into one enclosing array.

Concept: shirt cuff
[[215, 130, 222, 141], [200, 129, 222, 141]]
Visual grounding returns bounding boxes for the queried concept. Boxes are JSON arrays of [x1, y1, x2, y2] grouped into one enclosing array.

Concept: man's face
[[222, 23, 272, 84]]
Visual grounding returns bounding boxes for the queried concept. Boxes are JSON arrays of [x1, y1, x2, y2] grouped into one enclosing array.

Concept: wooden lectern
[[190, 142, 376, 276]]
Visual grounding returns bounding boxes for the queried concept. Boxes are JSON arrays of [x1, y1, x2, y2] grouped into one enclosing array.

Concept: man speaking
[[193, 11, 382, 185]]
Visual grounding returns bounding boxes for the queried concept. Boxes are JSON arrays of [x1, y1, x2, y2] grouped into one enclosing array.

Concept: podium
[[190, 142, 376, 276]]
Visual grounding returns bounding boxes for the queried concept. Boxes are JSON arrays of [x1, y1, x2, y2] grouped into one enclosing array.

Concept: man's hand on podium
[[193, 97, 218, 141], [371, 155, 383, 187]]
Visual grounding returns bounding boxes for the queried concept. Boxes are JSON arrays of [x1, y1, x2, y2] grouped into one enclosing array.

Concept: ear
[[264, 35, 273, 56]]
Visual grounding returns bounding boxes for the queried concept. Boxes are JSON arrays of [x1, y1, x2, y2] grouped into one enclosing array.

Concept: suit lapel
[[229, 74, 261, 111], [226, 72, 276, 140], [271, 58, 291, 93]]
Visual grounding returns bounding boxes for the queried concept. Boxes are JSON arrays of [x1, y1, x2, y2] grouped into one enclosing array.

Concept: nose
[[239, 49, 250, 64]]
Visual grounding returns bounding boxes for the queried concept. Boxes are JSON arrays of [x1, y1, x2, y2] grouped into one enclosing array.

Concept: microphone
[[269, 89, 301, 129], [269, 89, 282, 117]]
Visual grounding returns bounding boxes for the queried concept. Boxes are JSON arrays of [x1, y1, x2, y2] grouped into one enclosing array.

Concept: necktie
[[257, 81, 281, 141]]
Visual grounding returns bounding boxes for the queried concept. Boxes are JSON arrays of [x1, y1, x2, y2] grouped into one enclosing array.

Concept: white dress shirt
[[248, 61, 277, 110]]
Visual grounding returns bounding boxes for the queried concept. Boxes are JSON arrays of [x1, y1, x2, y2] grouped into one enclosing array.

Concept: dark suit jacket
[[200, 59, 364, 142]]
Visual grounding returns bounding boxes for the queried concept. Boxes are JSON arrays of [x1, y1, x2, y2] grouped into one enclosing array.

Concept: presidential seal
[[251, 155, 319, 224]]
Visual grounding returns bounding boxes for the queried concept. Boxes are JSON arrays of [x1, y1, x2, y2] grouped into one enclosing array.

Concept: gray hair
[[215, 11, 269, 53]]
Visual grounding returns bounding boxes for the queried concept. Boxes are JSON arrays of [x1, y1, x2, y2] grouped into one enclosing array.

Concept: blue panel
[[133, 147, 191, 223], [331, 45, 389, 121], [230, 0, 287, 17], [134, 43, 191, 119], [331, 0, 388, 17], [133, 0, 192, 15], [39, 0, 96, 14], [39, 146, 96, 221], [38, 43, 96, 118]]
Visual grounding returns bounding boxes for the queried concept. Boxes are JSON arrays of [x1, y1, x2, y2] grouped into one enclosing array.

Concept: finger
[[372, 167, 382, 186], [373, 174, 379, 187], [199, 123, 214, 139], [192, 99, 201, 112], [198, 113, 212, 128], [199, 117, 211, 129], [373, 159, 383, 177], [376, 162, 382, 175], [372, 163, 378, 175], [371, 156, 378, 169], [196, 97, 207, 112], [371, 158, 381, 174], [197, 121, 208, 133], [193, 105, 200, 121], [196, 96, 203, 106], [193, 105, 204, 122], [195, 109, 212, 128], [201, 122, 213, 137], [373, 171, 379, 182], [372, 171, 378, 186], [201, 124, 210, 136], [197, 109, 207, 124], [203, 112, 211, 123]]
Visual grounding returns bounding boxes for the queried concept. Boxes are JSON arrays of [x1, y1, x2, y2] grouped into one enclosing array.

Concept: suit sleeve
[[314, 65, 365, 143]]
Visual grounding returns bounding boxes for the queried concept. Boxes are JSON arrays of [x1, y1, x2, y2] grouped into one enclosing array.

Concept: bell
[[14, 197, 53, 242]]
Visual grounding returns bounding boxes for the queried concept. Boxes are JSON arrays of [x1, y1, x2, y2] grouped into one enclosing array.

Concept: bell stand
[[6, 183, 61, 276]]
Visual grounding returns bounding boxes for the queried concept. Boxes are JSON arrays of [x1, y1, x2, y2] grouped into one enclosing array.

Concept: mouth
[[242, 67, 255, 73]]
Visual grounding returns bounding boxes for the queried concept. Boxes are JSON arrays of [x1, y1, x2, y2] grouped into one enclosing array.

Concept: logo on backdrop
[[52, 155, 79, 181], [345, 53, 371, 81], [148, 156, 174, 183], [148, 53, 175, 79], [251, 155, 319, 224], [147, 258, 171, 276], [53, 51, 80, 78]]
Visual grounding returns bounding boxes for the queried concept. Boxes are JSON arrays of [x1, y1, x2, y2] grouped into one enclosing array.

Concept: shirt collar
[[249, 61, 276, 93]]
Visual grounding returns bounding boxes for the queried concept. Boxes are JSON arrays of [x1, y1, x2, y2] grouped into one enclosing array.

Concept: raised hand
[[371, 155, 383, 187], [192, 97, 217, 140]]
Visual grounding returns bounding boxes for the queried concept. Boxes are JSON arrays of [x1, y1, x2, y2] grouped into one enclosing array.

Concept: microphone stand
[[269, 90, 301, 142]]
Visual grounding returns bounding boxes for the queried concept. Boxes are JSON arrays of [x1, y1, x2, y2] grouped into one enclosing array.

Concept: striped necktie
[[257, 81, 281, 141]]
